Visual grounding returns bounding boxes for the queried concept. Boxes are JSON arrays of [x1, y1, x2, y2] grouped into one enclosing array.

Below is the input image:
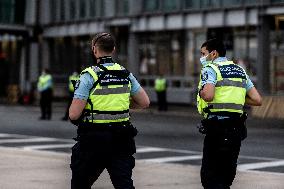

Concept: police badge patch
[[202, 71, 208, 81]]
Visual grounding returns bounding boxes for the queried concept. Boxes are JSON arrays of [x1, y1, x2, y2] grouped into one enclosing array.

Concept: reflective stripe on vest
[[81, 63, 131, 124], [197, 61, 247, 118], [83, 112, 130, 121], [207, 103, 244, 111], [215, 79, 246, 88], [93, 85, 130, 95]]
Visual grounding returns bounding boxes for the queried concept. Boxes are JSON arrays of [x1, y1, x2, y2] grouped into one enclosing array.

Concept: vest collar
[[212, 57, 228, 64], [97, 56, 114, 64]]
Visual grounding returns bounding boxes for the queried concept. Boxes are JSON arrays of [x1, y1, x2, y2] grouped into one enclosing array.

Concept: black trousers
[[39, 89, 52, 119], [201, 128, 242, 189], [156, 91, 167, 111], [71, 127, 136, 189]]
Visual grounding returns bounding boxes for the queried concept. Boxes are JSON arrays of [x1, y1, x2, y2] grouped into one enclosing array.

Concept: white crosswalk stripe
[[23, 144, 74, 151], [0, 138, 58, 144], [0, 133, 283, 175], [136, 147, 167, 153], [238, 160, 284, 171], [142, 155, 202, 163]]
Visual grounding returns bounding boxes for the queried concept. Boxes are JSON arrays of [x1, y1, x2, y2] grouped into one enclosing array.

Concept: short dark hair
[[92, 32, 115, 53], [201, 38, 226, 57], [43, 68, 50, 74]]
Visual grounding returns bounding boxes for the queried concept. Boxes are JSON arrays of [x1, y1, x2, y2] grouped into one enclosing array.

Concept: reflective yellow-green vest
[[197, 61, 247, 118], [155, 78, 166, 92], [37, 74, 52, 91], [69, 74, 79, 92], [81, 63, 131, 124]]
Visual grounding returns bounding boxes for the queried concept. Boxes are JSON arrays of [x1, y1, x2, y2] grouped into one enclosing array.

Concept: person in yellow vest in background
[[197, 38, 262, 189], [155, 74, 167, 111], [37, 68, 53, 120], [69, 32, 150, 188], [62, 71, 79, 121]]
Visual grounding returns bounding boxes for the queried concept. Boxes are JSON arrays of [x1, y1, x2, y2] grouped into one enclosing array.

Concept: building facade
[[1, 0, 284, 104]]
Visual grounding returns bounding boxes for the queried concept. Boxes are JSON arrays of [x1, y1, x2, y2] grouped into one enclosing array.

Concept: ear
[[213, 50, 219, 58], [112, 46, 116, 54], [93, 46, 98, 55]]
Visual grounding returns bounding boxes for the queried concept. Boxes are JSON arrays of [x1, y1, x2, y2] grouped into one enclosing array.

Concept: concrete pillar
[[127, 33, 139, 76], [19, 45, 26, 93], [41, 40, 50, 70], [257, 15, 270, 94], [29, 42, 39, 83]]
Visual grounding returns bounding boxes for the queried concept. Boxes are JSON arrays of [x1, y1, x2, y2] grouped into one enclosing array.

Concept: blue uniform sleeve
[[245, 74, 254, 91], [201, 67, 217, 87], [129, 73, 141, 96], [73, 73, 94, 100]]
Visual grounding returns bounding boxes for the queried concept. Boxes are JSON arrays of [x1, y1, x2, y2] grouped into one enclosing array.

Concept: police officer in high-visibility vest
[[62, 71, 79, 121], [197, 38, 262, 189], [69, 32, 150, 189], [37, 68, 53, 120], [154, 75, 167, 111]]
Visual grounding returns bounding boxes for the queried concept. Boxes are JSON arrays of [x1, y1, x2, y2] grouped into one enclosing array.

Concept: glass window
[[184, 0, 200, 9], [271, 0, 284, 3], [222, 0, 242, 7], [89, 0, 96, 17], [144, 0, 160, 12], [244, 0, 258, 5], [116, 0, 129, 16], [50, 0, 57, 22], [14, 0, 26, 24], [69, 0, 76, 20], [90, 0, 103, 18], [60, 0, 65, 21], [0, 0, 15, 23], [200, 0, 221, 8], [79, 0, 86, 19], [162, 0, 179, 11], [138, 32, 184, 76]]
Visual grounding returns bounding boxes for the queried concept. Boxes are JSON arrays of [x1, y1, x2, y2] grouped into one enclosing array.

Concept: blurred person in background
[[197, 38, 262, 189], [62, 71, 79, 121], [37, 68, 53, 120], [69, 32, 150, 189], [154, 74, 167, 111]]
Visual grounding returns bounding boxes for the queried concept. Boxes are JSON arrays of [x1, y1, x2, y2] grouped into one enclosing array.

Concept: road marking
[[0, 133, 283, 175], [137, 147, 167, 153], [0, 133, 15, 138], [23, 144, 74, 151], [137, 145, 201, 154], [142, 155, 202, 163], [238, 160, 284, 171], [0, 137, 58, 144]]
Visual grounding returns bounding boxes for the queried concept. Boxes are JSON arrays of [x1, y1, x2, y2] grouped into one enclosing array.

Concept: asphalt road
[[0, 104, 283, 174]]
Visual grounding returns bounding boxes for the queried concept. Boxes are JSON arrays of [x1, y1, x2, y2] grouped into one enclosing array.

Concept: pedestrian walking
[[154, 74, 167, 111], [197, 38, 262, 189], [69, 32, 150, 189], [37, 68, 53, 120], [62, 71, 79, 121]]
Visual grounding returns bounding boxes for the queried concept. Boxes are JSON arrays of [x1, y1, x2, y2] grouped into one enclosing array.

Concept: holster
[[199, 112, 248, 140]]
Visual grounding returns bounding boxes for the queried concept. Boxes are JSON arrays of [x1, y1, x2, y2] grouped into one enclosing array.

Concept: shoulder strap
[[97, 64, 130, 78]]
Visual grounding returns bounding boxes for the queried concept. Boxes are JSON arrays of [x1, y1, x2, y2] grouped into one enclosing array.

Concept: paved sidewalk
[[0, 147, 283, 189]]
